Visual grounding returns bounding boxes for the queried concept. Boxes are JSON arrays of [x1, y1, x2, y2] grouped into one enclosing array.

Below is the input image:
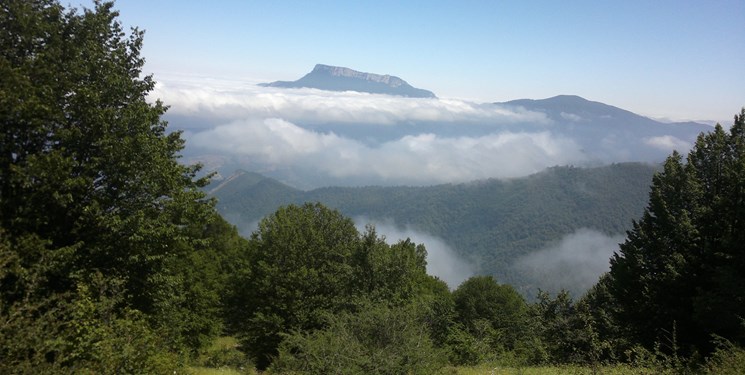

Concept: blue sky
[[110, 0, 744, 123]]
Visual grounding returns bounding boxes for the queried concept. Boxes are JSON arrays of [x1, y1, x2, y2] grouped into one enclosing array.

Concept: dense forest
[[211, 162, 657, 296], [1, 1, 744, 374]]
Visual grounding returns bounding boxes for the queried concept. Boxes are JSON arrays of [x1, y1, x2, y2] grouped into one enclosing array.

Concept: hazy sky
[[110, 0, 744, 124]]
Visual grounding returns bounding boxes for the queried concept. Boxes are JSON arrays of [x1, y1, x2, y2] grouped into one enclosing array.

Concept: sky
[[107, 0, 744, 124]]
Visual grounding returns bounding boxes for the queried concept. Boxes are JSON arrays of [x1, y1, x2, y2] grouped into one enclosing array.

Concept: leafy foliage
[[271, 302, 447, 375], [0, 269, 181, 374], [452, 276, 529, 353], [229, 203, 361, 368], [0, 0, 246, 370], [228, 202, 444, 369], [606, 110, 745, 356]]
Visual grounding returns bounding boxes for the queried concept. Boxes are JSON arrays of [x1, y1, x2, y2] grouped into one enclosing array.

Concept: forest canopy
[[1, 0, 744, 373]]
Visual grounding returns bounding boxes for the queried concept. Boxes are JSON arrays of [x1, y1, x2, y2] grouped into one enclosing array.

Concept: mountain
[[492, 95, 712, 163], [210, 163, 659, 296], [499, 95, 708, 135], [259, 64, 437, 98], [176, 89, 713, 189]]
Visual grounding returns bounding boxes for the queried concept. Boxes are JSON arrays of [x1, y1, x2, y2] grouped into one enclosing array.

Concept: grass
[[187, 336, 256, 375], [443, 364, 653, 375], [186, 363, 650, 375], [191, 337, 710, 375], [208, 336, 241, 352], [186, 367, 246, 375]]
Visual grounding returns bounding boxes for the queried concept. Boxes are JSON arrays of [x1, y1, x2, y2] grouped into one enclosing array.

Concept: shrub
[[270, 302, 447, 375]]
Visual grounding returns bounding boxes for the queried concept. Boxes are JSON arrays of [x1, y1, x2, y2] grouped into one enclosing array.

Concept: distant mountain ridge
[[210, 163, 660, 296], [260, 64, 437, 98], [499, 95, 707, 132]]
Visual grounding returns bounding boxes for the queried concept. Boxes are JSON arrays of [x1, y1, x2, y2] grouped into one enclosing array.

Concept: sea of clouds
[[152, 77, 604, 186]]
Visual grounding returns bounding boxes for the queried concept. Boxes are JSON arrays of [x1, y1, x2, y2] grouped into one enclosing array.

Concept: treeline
[[212, 162, 658, 295], [2, 1, 745, 374]]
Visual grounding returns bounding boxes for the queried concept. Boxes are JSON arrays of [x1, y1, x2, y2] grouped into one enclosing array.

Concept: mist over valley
[[8, 2, 744, 371], [158, 65, 707, 295]]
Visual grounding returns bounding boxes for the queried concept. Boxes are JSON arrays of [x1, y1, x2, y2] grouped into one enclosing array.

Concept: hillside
[[211, 162, 659, 296]]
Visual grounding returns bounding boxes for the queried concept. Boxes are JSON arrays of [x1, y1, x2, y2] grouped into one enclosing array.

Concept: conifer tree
[[607, 109, 745, 355]]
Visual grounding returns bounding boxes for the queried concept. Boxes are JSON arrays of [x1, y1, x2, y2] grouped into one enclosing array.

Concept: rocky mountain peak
[[260, 64, 436, 98], [311, 64, 405, 87]]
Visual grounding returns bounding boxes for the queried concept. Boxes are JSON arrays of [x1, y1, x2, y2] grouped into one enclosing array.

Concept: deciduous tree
[[0, 0, 222, 368]]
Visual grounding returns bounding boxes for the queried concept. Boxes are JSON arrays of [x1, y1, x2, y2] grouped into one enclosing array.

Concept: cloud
[[152, 78, 549, 127], [512, 228, 625, 297], [354, 217, 474, 289], [560, 112, 582, 122], [187, 118, 589, 184], [644, 135, 692, 152]]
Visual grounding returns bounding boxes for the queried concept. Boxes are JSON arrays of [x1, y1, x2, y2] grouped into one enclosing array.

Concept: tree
[[230, 202, 438, 369], [452, 276, 529, 353], [351, 225, 430, 304], [0, 0, 220, 368], [533, 290, 611, 364], [231, 203, 361, 368], [606, 109, 745, 355]]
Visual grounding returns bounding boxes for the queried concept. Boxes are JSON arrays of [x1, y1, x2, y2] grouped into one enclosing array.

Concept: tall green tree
[[231, 203, 361, 368], [351, 226, 430, 303], [1, 0, 214, 307], [229, 202, 436, 369], [606, 109, 745, 355], [0, 0, 224, 368], [452, 276, 529, 353]]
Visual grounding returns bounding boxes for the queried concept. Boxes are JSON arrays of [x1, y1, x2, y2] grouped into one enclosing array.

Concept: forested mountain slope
[[211, 162, 658, 294]]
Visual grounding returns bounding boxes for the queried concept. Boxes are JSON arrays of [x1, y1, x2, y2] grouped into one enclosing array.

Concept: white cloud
[[354, 218, 474, 289], [560, 112, 582, 122], [152, 79, 550, 127], [644, 135, 692, 152], [513, 228, 625, 296], [188, 118, 589, 184]]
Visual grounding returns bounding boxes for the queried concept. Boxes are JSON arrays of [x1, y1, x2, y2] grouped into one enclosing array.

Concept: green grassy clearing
[[186, 367, 246, 375], [444, 364, 651, 375]]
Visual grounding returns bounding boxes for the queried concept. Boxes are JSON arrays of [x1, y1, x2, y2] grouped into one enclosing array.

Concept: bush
[[196, 337, 254, 371], [0, 279, 181, 374], [270, 302, 447, 375], [704, 340, 745, 375], [446, 323, 498, 366]]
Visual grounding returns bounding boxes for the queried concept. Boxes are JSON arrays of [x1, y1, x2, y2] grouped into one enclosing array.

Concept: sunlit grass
[[186, 367, 246, 375], [443, 364, 653, 375], [208, 336, 240, 351]]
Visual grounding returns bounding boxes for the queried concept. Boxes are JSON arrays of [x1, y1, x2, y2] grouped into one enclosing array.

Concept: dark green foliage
[[453, 276, 529, 352], [155, 214, 251, 353], [230, 203, 437, 369], [0, 0, 240, 370], [531, 290, 609, 364], [270, 302, 447, 375], [231, 203, 361, 368], [607, 110, 745, 356], [352, 226, 430, 303], [1, 0, 212, 305], [576, 274, 630, 361], [417, 276, 457, 347], [0, 269, 180, 374], [703, 339, 745, 375], [194, 337, 254, 371], [213, 163, 657, 294]]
